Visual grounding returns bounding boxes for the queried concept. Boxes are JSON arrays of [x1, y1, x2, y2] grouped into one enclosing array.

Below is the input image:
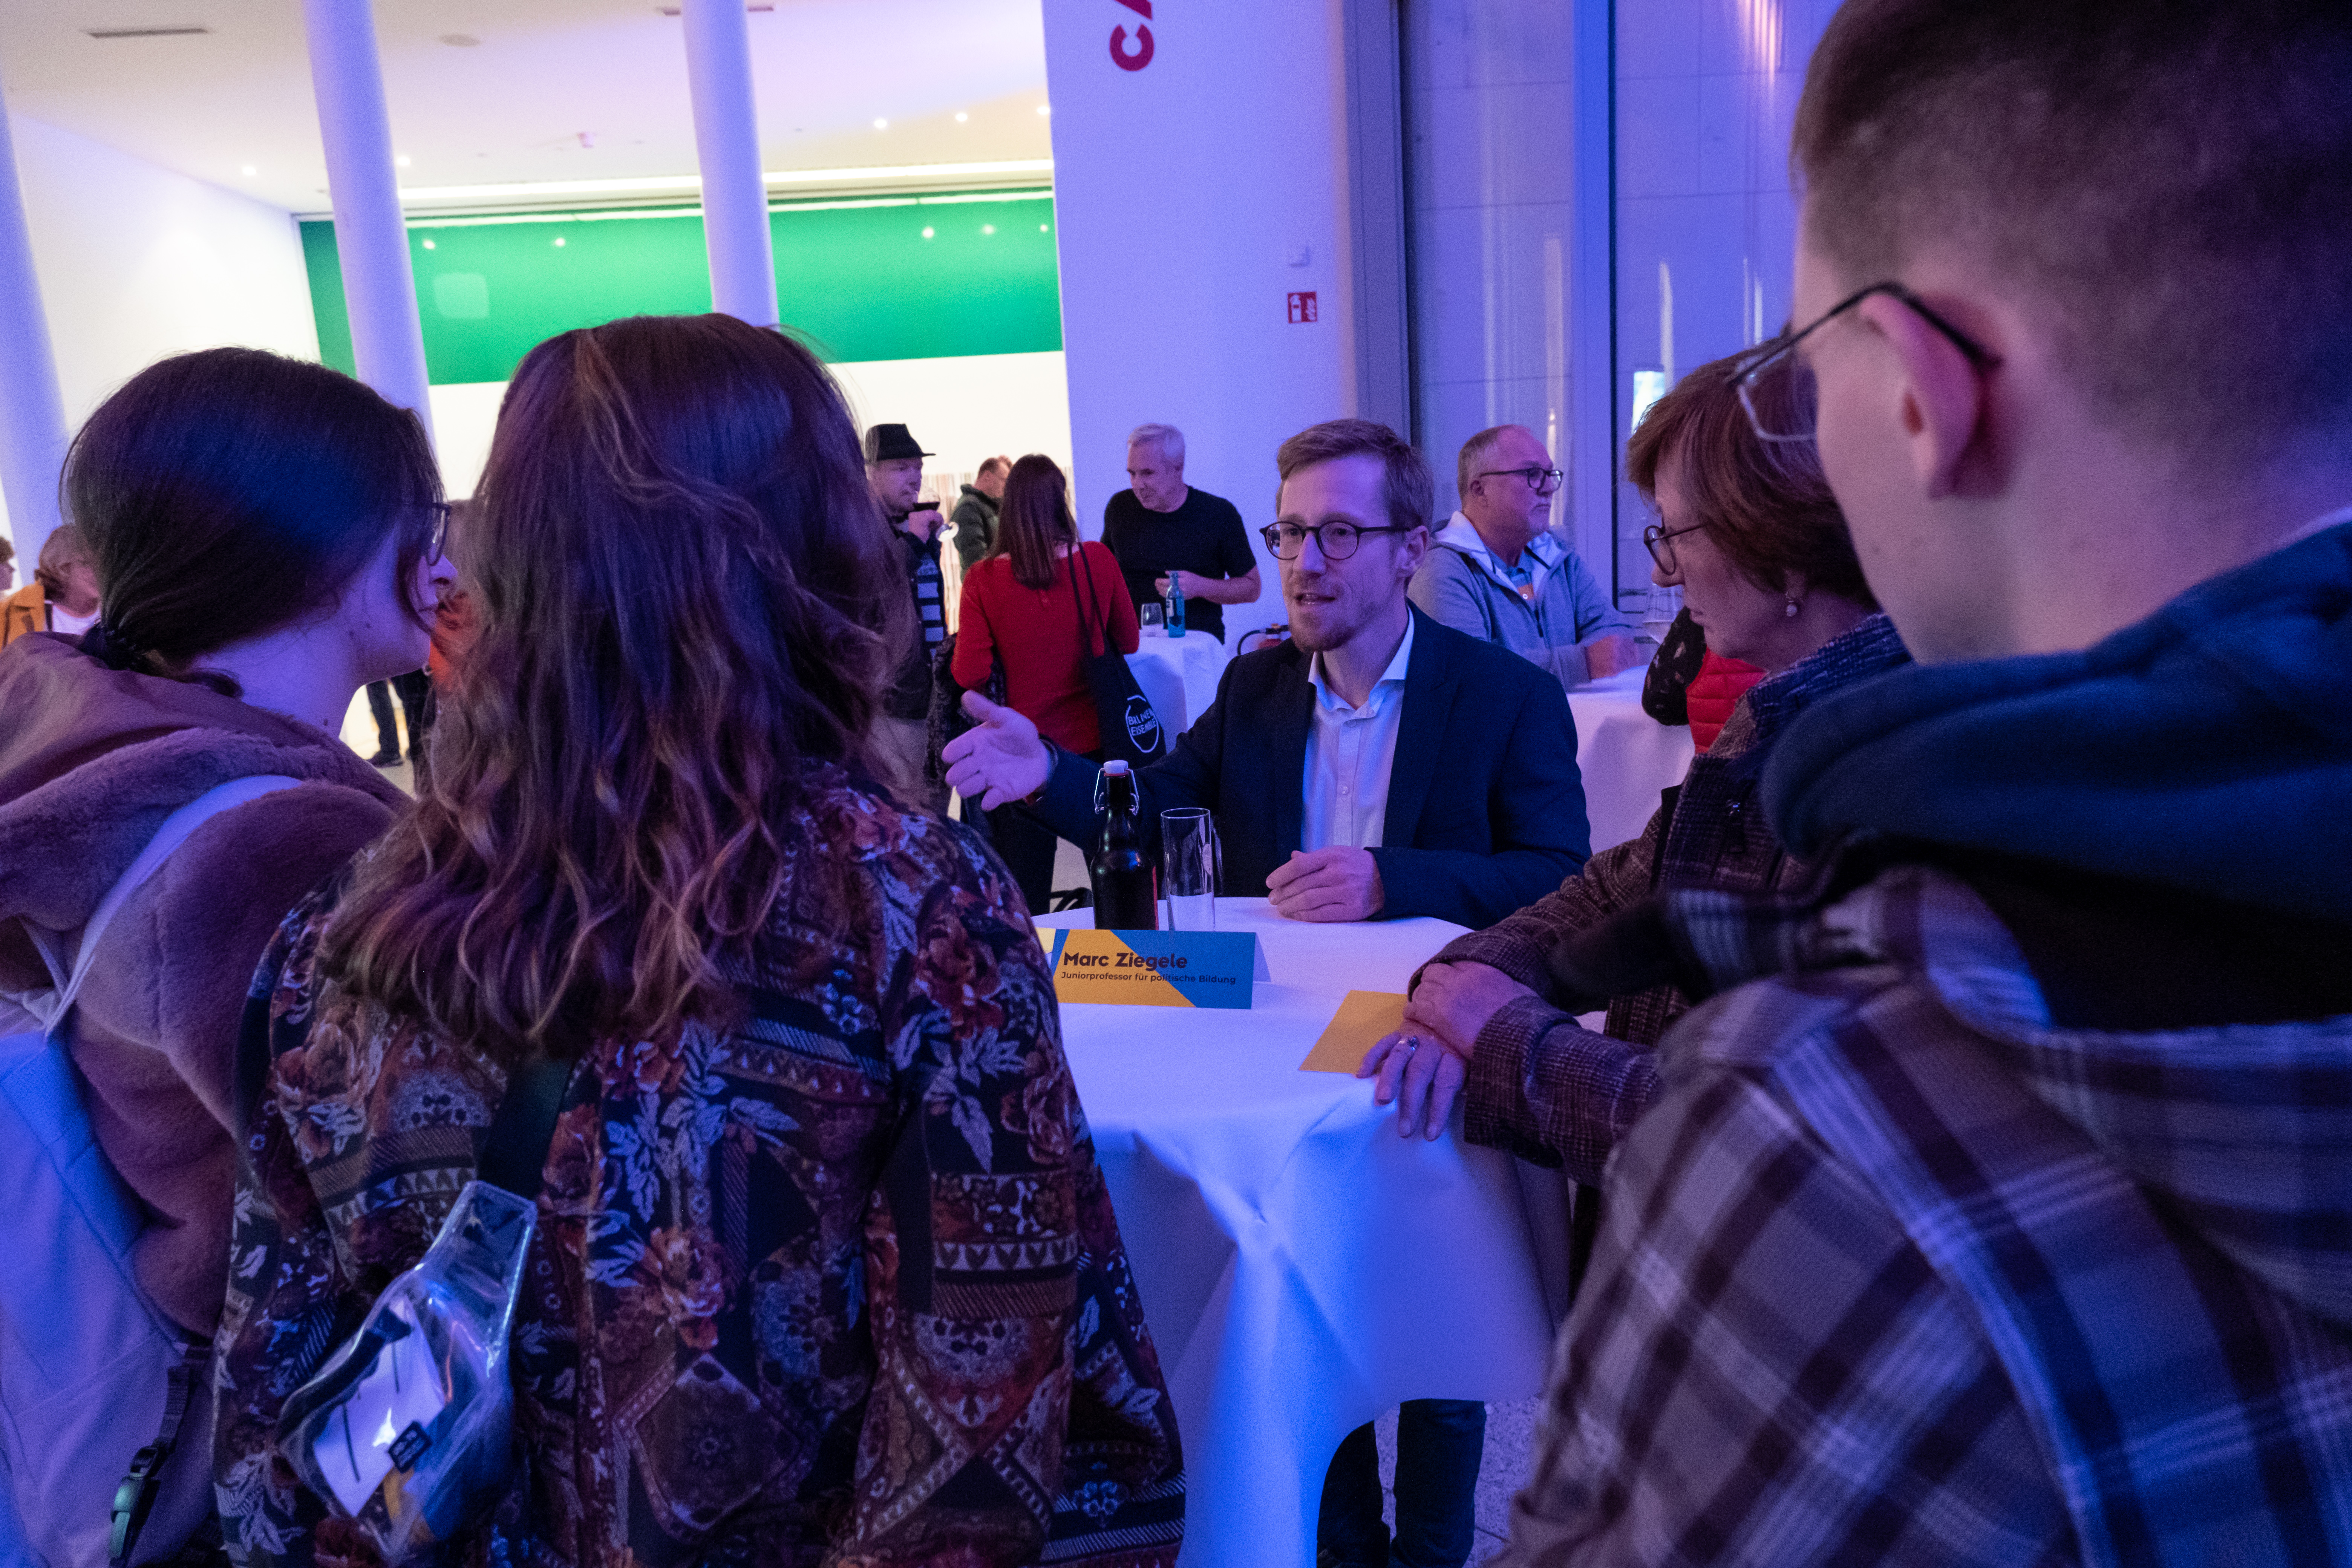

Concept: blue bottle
[[1165, 575, 1185, 637]]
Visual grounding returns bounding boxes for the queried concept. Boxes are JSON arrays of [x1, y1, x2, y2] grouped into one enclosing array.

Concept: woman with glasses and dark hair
[[1359, 341, 1909, 1260], [0, 347, 446, 1555], [213, 315, 1183, 1566]]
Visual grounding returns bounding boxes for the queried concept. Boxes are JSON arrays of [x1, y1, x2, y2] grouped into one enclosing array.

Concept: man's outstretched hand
[[942, 692, 1053, 809]]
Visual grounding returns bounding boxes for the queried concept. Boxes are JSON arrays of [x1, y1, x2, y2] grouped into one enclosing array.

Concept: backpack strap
[[58, 775, 301, 1567], [1067, 545, 1110, 658], [479, 1055, 574, 1199], [21, 775, 305, 1034], [107, 1337, 208, 1567]]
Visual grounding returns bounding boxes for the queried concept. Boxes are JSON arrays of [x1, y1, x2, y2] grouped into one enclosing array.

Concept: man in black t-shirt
[[1099, 422, 1262, 642]]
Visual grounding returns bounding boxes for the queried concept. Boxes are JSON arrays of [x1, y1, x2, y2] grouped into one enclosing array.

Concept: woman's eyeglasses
[[1641, 519, 1708, 573]]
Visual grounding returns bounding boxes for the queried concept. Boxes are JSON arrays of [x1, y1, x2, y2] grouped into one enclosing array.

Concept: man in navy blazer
[[943, 417, 1591, 930], [947, 416, 1593, 1566]]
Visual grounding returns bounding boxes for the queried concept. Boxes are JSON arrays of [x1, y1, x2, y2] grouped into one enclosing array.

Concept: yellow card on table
[[1300, 990, 1407, 1073]]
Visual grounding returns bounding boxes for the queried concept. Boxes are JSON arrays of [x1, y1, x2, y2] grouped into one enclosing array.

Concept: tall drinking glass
[[1161, 808, 1220, 930]]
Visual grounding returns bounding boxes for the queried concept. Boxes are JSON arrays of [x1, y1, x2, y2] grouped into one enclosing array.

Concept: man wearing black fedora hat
[[867, 423, 950, 810]]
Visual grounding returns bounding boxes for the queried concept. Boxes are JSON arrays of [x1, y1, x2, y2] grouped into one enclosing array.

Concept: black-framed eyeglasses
[[1260, 520, 1412, 561], [1642, 519, 1707, 573], [1475, 466, 1564, 497], [1733, 281, 2002, 444], [426, 502, 452, 564]]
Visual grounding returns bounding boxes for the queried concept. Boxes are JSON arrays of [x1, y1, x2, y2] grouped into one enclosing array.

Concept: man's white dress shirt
[[1300, 616, 1415, 852]]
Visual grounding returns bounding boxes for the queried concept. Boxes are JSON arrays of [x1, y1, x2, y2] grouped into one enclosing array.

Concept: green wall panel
[[302, 191, 1061, 384]]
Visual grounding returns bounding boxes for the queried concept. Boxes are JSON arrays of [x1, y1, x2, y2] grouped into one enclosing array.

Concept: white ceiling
[[0, 0, 1052, 213]]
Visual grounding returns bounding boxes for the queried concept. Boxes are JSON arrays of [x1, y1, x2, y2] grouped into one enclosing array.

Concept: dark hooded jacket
[[1500, 520, 2352, 1563]]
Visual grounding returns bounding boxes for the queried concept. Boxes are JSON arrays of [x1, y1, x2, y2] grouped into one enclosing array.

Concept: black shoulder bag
[[1067, 546, 1169, 769]]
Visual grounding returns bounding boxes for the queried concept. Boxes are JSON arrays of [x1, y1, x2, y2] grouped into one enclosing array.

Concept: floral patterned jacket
[[213, 766, 1184, 1567]]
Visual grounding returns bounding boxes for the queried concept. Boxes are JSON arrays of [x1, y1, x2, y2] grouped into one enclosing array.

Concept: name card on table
[[1041, 928, 1267, 1009], [1300, 991, 1406, 1073]]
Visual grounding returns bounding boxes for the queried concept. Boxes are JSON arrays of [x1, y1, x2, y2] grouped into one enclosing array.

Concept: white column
[[0, 85, 70, 571], [303, 0, 434, 441], [681, 0, 779, 327], [1566, 0, 1616, 587]]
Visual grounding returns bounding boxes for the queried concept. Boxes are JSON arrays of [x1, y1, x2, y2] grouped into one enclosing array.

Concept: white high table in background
[[1566, 665, 1695, 852], [1125, 628, 1229, 737], [1042, 899, 1563, 1568]]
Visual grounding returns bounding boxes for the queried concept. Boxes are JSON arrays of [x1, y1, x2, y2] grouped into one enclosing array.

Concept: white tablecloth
[[1566, 666, 1695, 853], [1126, 631, 1229, 737], [1044, 899, 1564, 1568]]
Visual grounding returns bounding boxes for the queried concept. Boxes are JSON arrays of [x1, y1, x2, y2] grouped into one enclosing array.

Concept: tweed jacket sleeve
[[1416, 813, 1666, 1180]]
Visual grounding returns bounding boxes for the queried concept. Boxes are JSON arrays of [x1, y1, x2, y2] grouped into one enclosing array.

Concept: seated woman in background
[[952, 452, 1138, 913], [0, 521, 103, 646], [1358, 343, 1909, 1252], [213, 315, 1184, 1566], [0, 348, 441, 1556]]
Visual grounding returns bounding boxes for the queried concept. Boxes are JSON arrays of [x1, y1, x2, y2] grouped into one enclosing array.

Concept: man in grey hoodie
[[1409, 424, 1635, 690], [1496, 1, 2352, 1562]]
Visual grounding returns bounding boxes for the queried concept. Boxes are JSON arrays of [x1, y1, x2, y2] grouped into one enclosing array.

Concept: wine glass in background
[[1139, 601, 1165, 636], [1640, 584, 1682, 653]]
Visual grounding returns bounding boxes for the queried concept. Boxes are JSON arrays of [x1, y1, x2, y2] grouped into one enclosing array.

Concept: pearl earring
[[1784, 595, 1800, 619]]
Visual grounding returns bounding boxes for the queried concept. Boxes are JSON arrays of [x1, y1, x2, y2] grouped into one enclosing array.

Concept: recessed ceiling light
[[1040, 223, 1049, 232], [240, 163, 257, 176], [553, 236, 567, 247], [954, 112, 968, 123], [421, 238, 436, 249], [439, 33, 479, 46], [395, 154, 412, 168], [1036, 104, 1050, 116], [921, 226, 935, 239], [873, 118, 888, 130], [981, 224, 995, 235]]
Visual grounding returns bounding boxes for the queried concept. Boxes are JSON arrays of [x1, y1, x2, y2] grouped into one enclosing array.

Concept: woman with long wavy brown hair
[[212, 315, 1184, 1566]]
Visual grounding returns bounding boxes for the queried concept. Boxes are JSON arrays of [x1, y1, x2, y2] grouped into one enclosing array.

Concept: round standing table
[[1566, 666, 1695, 852], [1042, 899, 1565, 1568]]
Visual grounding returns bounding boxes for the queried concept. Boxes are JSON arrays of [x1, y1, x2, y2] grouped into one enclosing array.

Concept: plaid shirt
[[1497, 863, 2352, 1566]]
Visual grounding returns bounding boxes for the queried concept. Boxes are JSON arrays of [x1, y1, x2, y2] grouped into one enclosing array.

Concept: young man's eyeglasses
[[1733, 281, 2002, 444], [1475, 466, 1564, 497], [1260, 520, 1412, 561], [1641, 519, 1708, 573]]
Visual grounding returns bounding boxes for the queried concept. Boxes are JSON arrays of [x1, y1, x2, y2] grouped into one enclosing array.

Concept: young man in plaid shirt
[[1496, 2, 2352, 1562]]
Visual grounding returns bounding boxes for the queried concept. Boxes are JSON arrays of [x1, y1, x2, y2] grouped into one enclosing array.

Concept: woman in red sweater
[[953, 453, 1137, 912]]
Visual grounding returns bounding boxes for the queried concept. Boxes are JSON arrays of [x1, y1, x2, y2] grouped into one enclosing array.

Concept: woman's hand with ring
[[1357, 1029, 1469, 1141]]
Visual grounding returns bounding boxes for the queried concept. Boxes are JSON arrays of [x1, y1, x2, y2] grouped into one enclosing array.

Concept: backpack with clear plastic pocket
[[270, 1054, 568, 1564]]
